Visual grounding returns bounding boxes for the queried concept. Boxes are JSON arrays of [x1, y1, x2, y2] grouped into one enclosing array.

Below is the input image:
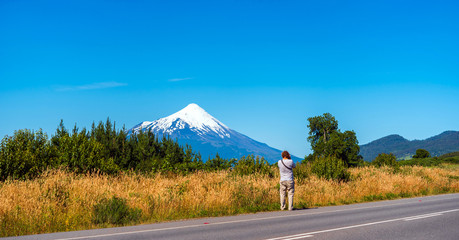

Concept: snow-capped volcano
[[131, 103, 230, 139], [128, 103, 299, 163]]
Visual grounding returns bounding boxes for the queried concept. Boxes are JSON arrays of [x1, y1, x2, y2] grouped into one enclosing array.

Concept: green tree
[[50, 122, 119, 174], [306, 113, 362, 167], [126, 130, 162, 172], [372, 153, 398, 167], [307, 113, 338, 151], [205, 153, 235, 171], [412, 149, 430, 159], [324, 130, 363, 166]]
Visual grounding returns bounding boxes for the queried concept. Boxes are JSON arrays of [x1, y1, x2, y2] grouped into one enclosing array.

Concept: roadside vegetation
[[1, 165, 457, 237], [0, 116, 458, 237]]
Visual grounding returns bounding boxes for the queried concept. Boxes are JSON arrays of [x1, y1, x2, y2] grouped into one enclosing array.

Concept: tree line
[[0, 119, 271, 181]]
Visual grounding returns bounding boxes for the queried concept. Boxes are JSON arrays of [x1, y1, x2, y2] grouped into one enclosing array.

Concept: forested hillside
[[360, 131, 459, 161]]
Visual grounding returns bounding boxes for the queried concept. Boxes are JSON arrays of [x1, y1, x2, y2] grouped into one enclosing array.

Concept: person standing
[[278, 150, 296, 211]]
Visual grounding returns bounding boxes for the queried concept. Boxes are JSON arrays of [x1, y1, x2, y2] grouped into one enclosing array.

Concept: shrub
[[0, 129, 52, 181], [232, 155, 273, 177], [311, 156, 350, 182], [92, 196, 142, 225], [372, 153, 398, 168], [204, 153, 236, 171], [293, 162, 311, 183]]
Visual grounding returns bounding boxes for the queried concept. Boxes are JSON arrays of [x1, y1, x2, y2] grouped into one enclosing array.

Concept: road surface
[[4, 193, 459, 240]]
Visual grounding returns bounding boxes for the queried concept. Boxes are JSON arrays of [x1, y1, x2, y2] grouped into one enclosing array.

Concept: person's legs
[[287, 181, 295, 210], [279, 181, 287, 210]]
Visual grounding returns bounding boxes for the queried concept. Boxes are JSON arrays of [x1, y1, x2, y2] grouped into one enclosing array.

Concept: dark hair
[[282, 151, 291, 159]]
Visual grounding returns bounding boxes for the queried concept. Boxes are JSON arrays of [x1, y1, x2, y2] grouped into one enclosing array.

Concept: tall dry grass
[[1, 165, 458, 237]]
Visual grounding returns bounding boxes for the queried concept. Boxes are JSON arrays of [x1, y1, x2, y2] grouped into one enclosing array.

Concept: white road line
[[265, 209, 459, 240], [53, 195, 459, 240], [403, 213, 443, 221], [53, 224, 206, 240], [283, 235, 314, 240]]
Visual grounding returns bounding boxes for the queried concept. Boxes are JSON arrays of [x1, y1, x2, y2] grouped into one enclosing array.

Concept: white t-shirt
[[278, 158, 296, 181]]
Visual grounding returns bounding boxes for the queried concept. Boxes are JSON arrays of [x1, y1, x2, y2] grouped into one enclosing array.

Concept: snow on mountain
[[128, 103, 300, 163], [129, 103, 230, 139]]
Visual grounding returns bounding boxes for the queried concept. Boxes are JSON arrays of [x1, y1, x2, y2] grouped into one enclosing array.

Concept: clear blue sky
[[1, 0, 458, 158]]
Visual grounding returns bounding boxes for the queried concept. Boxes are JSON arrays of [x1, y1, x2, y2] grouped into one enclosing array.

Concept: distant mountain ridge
[[127, 103, 300, 163], [360, 131, 459, 161]]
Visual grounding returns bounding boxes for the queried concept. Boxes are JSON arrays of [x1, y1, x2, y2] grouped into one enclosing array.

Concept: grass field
[[1, 164, 458, 237]]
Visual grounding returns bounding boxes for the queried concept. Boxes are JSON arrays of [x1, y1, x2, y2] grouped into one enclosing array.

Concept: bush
[[372, 153, 398, 168], [0, 129, 52, 181], [92, 196, 142, 225], [293, 162, 311, 183], [204, 153, 236, 171], [232, 155, 273, 177], [311, 156, 350, 182]]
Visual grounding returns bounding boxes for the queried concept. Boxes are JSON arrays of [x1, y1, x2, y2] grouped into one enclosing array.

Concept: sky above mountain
[[1, 0, 458, 158]]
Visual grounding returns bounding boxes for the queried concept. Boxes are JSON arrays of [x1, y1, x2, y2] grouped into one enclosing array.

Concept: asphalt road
[[5, 193, 459, 240]]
